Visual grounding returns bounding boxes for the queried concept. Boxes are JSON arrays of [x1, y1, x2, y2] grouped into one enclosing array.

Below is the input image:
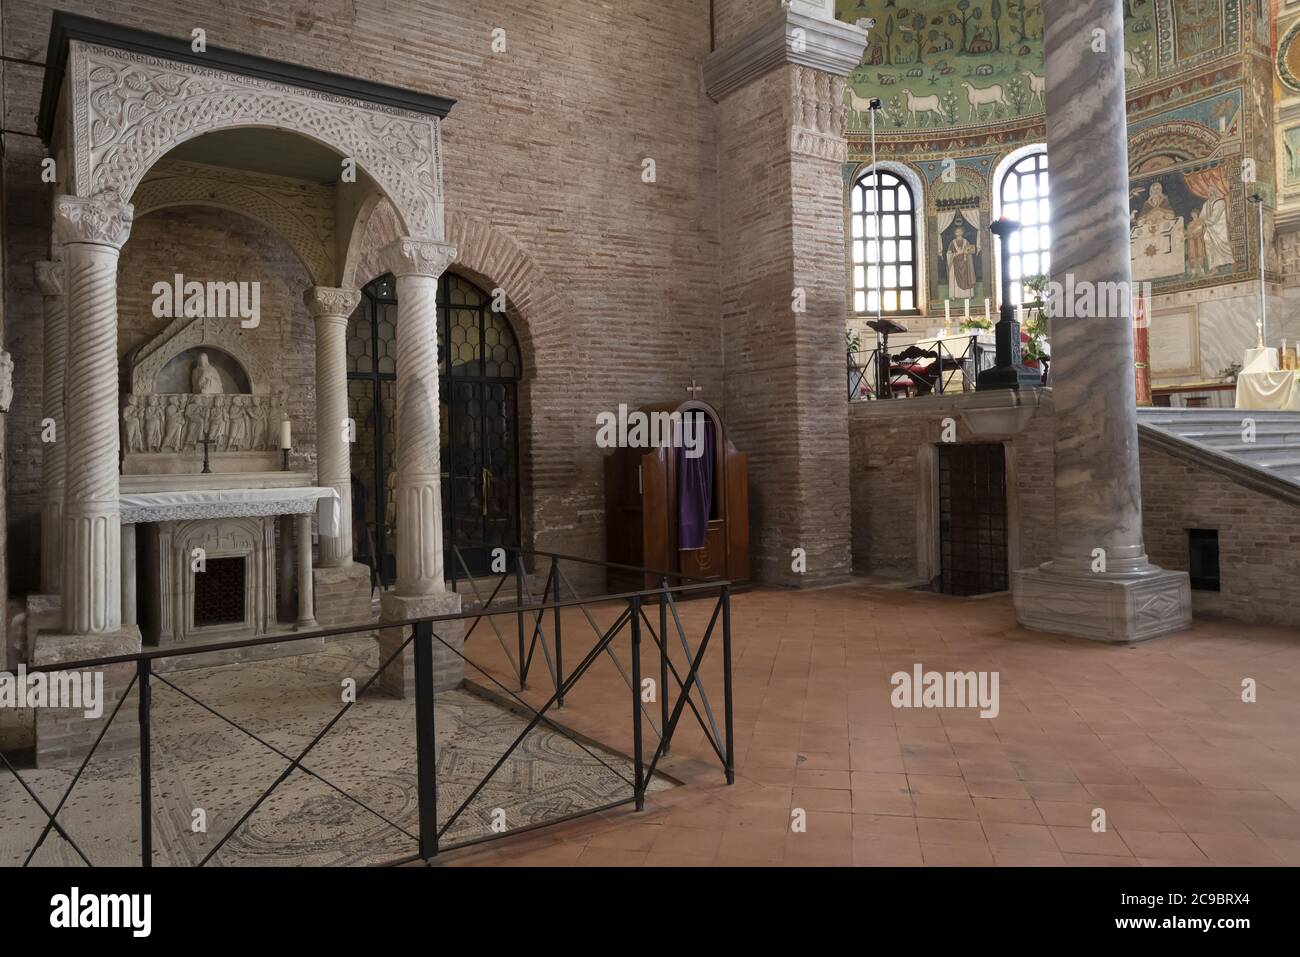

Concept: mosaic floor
[[0, 637, 668, 867]]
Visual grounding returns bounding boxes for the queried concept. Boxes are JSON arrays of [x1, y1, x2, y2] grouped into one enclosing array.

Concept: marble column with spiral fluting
[[375, 237, 463, 696], [35, 260, 68, 595], [380, 238, 457, 597], [53, 192, 133, 635]]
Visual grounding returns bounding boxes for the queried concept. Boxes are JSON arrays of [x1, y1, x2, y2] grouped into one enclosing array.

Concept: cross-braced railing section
[[0, 549, 733, 867]]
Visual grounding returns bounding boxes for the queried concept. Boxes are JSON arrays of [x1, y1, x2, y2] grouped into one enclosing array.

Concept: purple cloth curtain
[[677, 414, 715, 550]]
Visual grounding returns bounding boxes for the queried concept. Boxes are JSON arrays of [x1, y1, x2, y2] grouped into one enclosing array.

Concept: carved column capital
[[35, 260, 65, 297], [54, 192, 134, 249], [381, 238, 457, 280], [303, 286, 362, 321]]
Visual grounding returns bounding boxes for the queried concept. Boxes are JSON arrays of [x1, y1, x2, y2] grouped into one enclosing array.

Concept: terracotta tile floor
[[431, 581, 1300, 867]]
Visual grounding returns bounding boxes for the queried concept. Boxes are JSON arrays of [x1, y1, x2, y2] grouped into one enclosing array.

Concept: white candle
[[984, 298, 990, 322], [963, 298, 970, 319], [1016, 303, 1024, 325], [280, 418, 292, 450], [944, 299, 951, 322]]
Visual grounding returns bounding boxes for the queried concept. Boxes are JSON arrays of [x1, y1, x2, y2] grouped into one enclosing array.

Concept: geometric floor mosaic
[[0, 636, 669, 867]]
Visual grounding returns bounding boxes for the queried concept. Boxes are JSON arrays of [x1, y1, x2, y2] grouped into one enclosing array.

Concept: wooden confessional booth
[[603, 399, 750, 591]]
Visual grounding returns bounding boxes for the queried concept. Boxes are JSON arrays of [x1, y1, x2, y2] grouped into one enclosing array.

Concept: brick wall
[[849, 389, 1300, 628], [848, 392, 1055, 581], [717, 63, 853, 586], [1139, 445, 1300, 625], [2, 0, 724, 590], [117, 207, 319, 469]]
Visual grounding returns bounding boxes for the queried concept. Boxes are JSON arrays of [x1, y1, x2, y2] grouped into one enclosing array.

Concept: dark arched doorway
[[347, 272, 522, 584]]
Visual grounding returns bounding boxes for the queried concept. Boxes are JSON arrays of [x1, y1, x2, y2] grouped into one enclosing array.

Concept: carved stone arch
[[69, 43, 444, 239], [133, 160, 336, 285], [127, 316, 275, 396], [443, 212, 569, 381]]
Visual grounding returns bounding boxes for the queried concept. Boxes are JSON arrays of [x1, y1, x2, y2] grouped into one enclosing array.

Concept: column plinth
[[1011, 0, 1189, 641]]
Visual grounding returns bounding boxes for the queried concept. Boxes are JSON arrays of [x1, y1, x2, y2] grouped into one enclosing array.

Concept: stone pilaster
[[304, 285, 362, 567], [1011, 0, 1190, 641], [706, 5, 867, 586], [375, 238, 463, 694], [53, 192, 136, 637], [35, 260, 68, 595]]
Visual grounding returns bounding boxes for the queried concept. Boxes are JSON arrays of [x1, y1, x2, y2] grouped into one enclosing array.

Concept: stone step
[[1185, 434, 1300, 449], [1137, 407, 1300, 489]]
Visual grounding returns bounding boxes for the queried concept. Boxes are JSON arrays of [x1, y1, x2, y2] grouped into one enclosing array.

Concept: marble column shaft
[[296, 512, 317, 629], [1042, 0, 1149, 575], [305, 286, 362, 567], [35, 260, 68, 594], [1014, 0, 1190, 642], [54, 193, 133, 635], [380, 238, 457, 596]]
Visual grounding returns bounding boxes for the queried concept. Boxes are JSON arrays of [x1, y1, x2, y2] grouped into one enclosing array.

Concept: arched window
[[997, 150, 1050, 304], [851, 168, 918, 315]]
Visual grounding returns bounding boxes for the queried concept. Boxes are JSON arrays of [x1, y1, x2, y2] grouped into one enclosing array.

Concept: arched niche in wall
[[126, 316, 273, 397]]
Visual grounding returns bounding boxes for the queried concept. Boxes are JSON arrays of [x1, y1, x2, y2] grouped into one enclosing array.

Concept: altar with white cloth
[[1235, 347, 1300, 411], [119, 473, 340, 649]]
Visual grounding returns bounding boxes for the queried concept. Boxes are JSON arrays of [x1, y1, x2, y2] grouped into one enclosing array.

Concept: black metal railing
[[848, 334, 995, 400], [0, 547, 733, 867]]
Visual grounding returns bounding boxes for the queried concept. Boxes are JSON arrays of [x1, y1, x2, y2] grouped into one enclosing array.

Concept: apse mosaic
[[837, 0, 1242, 133]]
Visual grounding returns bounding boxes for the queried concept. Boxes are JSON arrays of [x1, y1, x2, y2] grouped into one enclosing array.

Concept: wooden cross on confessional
[[685, 378, 702, 399]]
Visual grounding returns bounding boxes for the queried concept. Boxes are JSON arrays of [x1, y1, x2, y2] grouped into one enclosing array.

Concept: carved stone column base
[[17, 593, 63, 669], [1013, 565, 1191, 642], [374, 590, 464, 698], [32, 626, 141, 767], [312, 561, 376, 629]]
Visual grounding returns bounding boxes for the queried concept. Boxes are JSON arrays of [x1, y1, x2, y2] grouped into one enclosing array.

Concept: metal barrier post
[[630, 596, 645, 811], [551, 556, 564, 708], [515, 552, 527, 689], [659, 576, 669, 755], [138, 658, 152, 867], [721, 583, 735, 785], [414, 619, 439, 860]]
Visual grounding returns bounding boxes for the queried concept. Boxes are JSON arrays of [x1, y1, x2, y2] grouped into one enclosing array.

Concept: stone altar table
[[1235, 348, 1300, 411], [119, 474, 339, 654]]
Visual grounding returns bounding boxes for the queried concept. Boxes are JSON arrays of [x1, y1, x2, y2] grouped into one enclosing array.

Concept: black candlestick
[[282, 448, 290, 472], [199, 430, 213, 474], [977, 218, 1043, 392]]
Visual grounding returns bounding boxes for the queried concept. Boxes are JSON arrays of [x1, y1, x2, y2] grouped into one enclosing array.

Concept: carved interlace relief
[[71, 42, 443, 239]]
